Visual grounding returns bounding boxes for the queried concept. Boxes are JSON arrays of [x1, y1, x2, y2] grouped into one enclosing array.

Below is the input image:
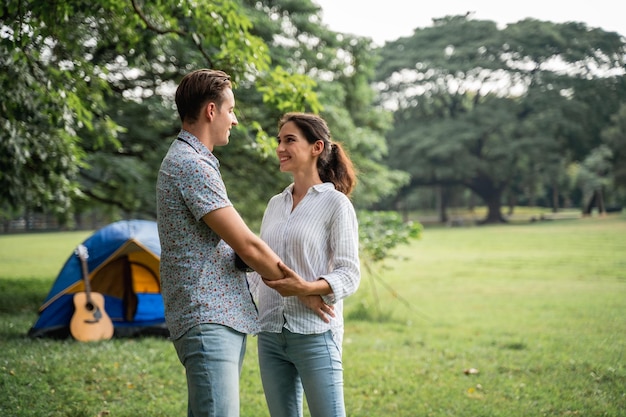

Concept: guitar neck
[[76, 245, 93, 302]]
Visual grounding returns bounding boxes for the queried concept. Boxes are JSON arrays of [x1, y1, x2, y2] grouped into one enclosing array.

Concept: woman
[[250, 112, 361, 417]]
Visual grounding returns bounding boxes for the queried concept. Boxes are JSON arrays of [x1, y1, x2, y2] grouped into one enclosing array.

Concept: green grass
[[1, 215, 625, 416]]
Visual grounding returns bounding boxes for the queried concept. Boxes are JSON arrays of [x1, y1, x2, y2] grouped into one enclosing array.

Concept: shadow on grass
[[346, 300, 404, 323], [501, 341, 527, 350], [0, 278, 47, 314], [0, 278, 47, 340]]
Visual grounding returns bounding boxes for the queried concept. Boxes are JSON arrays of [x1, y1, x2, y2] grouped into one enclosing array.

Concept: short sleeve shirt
[[156, 130, 259, 340]]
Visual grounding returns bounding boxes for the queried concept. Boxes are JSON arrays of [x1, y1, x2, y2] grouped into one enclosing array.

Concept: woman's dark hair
[[278, 112, 357, 196], [175, 69, 232, 123]]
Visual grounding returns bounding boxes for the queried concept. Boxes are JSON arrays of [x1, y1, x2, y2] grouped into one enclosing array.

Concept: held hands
[[262, 261, 309, 297], [262, 262, 335, 323]]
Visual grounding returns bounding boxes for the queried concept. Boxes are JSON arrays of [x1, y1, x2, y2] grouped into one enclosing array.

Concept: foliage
[[571, 146, 614, 193], [1, 216, 625, 416], [0, 21, 85, 221], [356, 210, 422, 318], [0, 0, 320, 222], [257, 66, 322, 114], [358, 211, 422, 264], [601, 103, 626, 204], [568, 145, 616, 214], [2, 0, 410, 242], [222, 0, 409, 223], [376, 15, 626, 222]]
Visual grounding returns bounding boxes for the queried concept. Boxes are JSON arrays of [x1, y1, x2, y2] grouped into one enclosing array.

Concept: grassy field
[[1, 214, 624, 416]]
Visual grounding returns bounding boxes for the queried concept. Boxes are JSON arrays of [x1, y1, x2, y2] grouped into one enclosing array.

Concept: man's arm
[[262, 263, 332, 297], [204, 207, 335, 322], [202, 206, 285, 281]]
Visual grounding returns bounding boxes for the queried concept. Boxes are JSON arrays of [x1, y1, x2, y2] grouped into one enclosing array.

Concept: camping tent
[[28, 219, 169, 339]]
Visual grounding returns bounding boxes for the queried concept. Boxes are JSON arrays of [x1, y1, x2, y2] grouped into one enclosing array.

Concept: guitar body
[[70, 292, 114, 342], [70, 244, 114, 342]]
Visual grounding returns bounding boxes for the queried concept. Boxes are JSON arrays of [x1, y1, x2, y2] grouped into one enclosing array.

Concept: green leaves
[[377, 16, 626, 221], [1, 0, 417, 268], [0, 0, 285, 221], [358, 210, 422, 264], [257, 66, 322, 114]]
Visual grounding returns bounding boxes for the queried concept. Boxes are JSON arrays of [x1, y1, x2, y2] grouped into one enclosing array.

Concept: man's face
[[211, 88, 238, 147]]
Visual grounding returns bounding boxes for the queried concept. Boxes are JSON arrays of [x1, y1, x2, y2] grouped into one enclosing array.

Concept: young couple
[[156, 69, 360, 417]]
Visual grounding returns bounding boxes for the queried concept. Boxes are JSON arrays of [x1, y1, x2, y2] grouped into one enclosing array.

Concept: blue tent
[[28, 220, 168, 339]]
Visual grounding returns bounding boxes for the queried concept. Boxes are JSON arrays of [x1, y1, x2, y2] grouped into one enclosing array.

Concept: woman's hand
[[261, 262, 310, 297], [298, 295, 335, 323], [262, 262, 335, 322]]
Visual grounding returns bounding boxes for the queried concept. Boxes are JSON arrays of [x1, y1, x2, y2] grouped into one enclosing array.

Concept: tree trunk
[[582, 188, 608, 216], [552, 183, 560, 213], [437, 186, 448, 223], [468, 179, 507, 224], [583, 190, 597, 216], [507, 194, 516, 216], [597, 188, 606, 216], [482, 193, 506, 224]]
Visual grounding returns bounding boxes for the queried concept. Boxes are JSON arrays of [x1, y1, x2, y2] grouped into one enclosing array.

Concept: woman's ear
[[312, 140, 324, 156]]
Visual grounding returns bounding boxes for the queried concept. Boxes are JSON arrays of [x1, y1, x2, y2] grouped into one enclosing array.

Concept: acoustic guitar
[[69, 244, 114, 342]]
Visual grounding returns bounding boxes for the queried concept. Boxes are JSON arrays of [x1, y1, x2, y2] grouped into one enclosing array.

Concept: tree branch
[[131, 0, 214, 67], [131, 0, 185, 36]]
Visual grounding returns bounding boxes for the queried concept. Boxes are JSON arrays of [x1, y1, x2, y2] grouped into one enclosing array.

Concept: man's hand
[[262, 262, 310, 297], [298, 295, 335, 323]]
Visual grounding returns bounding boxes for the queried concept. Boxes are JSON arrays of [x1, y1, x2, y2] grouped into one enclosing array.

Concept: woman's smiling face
[[276, 121, 320, 173]]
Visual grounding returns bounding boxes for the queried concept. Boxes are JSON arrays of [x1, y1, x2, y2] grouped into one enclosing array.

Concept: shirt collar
[[177, 129, 218, 164], [281, 182, 335, 196]]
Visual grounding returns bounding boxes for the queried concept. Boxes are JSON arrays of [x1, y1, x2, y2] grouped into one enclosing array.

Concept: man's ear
[[205, 102, 216, 121]]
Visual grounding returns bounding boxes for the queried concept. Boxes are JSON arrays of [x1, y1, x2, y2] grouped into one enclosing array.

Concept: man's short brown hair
[[175, 69, 232, 123]]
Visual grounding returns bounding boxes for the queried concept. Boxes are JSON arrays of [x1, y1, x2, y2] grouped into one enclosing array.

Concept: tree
[[0, 0, 318, 224], [2, 0, 410, 229], [600, 103, 626, 208], [375, 15, 626, 222], [570, 145, 614, 215]]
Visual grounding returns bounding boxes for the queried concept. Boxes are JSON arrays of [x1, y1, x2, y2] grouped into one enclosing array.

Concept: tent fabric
[[28, 220, 169, 339]]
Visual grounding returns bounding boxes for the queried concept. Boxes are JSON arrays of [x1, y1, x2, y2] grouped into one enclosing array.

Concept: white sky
[[314, 0, 626, 45]]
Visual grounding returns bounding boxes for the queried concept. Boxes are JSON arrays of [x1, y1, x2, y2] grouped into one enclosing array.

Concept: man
[[156, 69, 316, 417]]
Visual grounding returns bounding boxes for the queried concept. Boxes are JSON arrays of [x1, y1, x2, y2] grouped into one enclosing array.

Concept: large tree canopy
[[1, 0, 407, 229], [376, 15, 626, 222], [1, 0, 273, 220]]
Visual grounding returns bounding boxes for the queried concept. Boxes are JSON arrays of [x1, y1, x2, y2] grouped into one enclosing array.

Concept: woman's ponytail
[[320, 141, 357, 197]]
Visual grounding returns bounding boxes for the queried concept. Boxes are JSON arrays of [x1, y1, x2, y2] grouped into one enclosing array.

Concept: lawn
[[1, 214, 624, 416]]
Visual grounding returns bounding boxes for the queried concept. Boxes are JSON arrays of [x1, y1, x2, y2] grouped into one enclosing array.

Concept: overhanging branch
[[131, 0, 214, 66]]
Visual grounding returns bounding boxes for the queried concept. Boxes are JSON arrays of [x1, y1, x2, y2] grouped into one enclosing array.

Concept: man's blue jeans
[[258, 328, 345, 417], [173, 323, 247, 417]]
